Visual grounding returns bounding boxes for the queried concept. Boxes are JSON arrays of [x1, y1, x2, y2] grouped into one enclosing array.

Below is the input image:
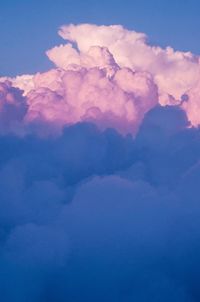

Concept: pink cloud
[[0, 23, 200, 135]]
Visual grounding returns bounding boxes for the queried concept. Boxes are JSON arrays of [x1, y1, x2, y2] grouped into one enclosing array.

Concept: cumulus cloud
[[0, 23, 200, 134], [0, 106, 199, 301], [1, 23, 200, 302], [49, 23, 200, 101], [0, 67, 158, 135]]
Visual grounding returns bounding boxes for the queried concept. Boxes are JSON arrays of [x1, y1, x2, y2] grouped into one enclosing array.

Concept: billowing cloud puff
[[0, 75, 34, 96], [49, 23, 200, 102], [0, 81, 27, 135], [0, 103, 200, 301], [182, 78, 200, 126], [0, 106, 200, 301], [1, 66, 158, 135], [1, 23, 200, 302], [0, 23, 200, 134]]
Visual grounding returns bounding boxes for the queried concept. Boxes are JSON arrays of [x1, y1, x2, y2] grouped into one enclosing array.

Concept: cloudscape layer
[[1, 23, 200, 301]]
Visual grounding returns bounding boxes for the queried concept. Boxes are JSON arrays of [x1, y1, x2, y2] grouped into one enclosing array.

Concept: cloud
[[1, 24, 200, 134], [0, 81, 27, 135], [0, 106, 200, 301], [50, 23, 200, 101], [1, 23, 200, 301], [0, 67, 158, 136]]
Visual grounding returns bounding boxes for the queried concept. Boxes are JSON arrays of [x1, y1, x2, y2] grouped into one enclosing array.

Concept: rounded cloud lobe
[[0, 24, 200, 301]]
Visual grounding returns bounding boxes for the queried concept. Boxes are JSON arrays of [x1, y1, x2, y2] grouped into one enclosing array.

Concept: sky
[[1, 0, 200, 76], [2, 1, 200, 302]]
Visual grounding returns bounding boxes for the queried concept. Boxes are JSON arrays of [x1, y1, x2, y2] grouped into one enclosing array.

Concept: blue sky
[[1, 0, 200, 76]]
